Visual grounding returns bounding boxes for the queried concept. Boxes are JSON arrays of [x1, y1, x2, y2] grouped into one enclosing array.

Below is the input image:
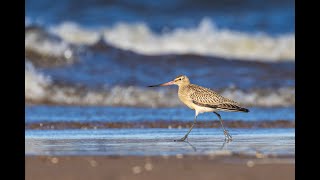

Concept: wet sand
[[26, 128, 294, 179], [26, 155, 294, 180], [25, 128, 294, 156]]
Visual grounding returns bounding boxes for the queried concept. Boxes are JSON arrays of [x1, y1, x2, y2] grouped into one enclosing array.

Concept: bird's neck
[[177, 83, 190, 90]]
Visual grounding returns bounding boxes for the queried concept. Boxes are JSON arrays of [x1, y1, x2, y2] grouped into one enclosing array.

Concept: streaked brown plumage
[[149, 75, 249, 142], [179, 83, 249, 113]]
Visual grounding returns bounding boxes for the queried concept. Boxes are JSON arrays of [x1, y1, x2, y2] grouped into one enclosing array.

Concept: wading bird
[[148, 75, 249, 142]]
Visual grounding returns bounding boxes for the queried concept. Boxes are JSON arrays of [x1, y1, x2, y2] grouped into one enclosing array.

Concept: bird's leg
[[174, 114, 198, 142], [213, 112, 232, 142]]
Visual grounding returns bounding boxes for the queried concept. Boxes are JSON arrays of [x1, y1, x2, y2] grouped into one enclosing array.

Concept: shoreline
[[25, 120, 295, 130]]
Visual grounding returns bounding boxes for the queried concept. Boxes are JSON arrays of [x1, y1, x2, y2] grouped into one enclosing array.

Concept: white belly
[[194, 104, 215, 113]]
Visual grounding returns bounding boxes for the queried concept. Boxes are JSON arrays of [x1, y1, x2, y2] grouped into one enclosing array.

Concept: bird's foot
[[223, 130, 233, 142], [174, 136, 188, 142]]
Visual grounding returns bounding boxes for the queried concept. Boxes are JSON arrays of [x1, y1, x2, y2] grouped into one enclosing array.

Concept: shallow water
[[25, 106, 294, 123], [25, 128, 294, 156]]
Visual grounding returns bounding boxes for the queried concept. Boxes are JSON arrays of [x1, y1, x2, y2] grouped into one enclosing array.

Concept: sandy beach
[[26, 155, 294, 180], [25, 128, 294, 179]]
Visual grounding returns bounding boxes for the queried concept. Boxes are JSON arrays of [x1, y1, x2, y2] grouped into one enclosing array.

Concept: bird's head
[[148, 75, 190, 87]]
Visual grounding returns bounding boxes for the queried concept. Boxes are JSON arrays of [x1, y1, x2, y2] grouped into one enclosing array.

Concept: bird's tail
[[215, 106, 249, 113], [238, 107, 249, 113], [214, 103, 250, 113]]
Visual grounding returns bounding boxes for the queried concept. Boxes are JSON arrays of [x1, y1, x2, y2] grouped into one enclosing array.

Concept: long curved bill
[[148, 80, 175, 87]]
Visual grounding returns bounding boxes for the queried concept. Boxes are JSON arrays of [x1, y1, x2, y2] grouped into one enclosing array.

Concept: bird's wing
[[192, 100, 249, 112], [188, 84, 238, 105], [188, 84, 249, 112]]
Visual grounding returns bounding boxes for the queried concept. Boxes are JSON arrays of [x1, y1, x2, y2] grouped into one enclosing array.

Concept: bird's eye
[[179, 78, 182, 80]]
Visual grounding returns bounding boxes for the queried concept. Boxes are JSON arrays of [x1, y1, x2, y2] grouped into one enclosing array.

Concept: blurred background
[[25, 0, 295, 155], [25, 0, 294, 106]]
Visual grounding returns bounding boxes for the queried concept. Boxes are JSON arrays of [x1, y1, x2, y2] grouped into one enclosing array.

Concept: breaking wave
[[25, 26, 75, 66], [50, 19, 295, 61], [25, 62, 294, 107]]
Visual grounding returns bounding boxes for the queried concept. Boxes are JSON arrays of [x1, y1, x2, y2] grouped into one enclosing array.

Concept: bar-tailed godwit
[[149, 75, 249, 142]]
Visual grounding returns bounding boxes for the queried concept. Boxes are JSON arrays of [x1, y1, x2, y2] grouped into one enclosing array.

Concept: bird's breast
[[178, 90, 195, 110]]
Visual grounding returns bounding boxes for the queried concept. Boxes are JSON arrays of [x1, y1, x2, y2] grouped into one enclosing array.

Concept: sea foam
[[50, 19, 295, 62], [25, 64, 295, 107]]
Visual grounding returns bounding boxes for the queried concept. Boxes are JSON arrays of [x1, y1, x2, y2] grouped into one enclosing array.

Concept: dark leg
[[213, 112, 232, 142], [174, 114, 198, 142]]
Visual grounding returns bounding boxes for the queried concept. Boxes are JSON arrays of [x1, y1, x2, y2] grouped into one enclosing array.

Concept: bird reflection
[[184, 141, 197, 152], [220, 140, 231, 150], [179, 138, 232, 152]]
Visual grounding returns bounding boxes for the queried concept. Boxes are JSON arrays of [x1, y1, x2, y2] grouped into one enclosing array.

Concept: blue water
[[26, 0, 295, 97], [25, 106, 294, 123], [25, 128, 295, 156], [26, 0, 294, 35], [39, 52, 295, 89]]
